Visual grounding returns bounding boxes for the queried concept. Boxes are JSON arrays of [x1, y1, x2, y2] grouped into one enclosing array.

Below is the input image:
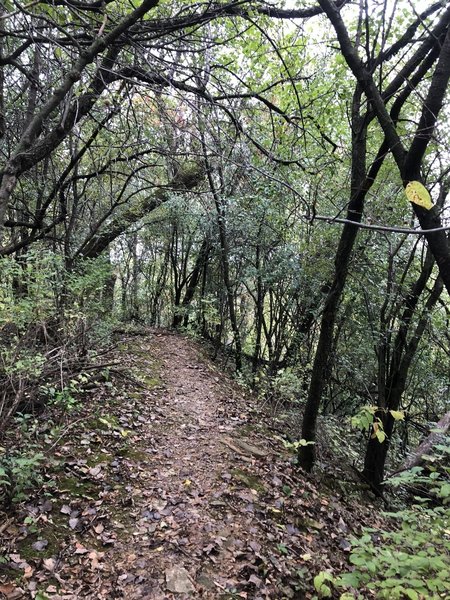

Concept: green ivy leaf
[[314, 572, 334, 598]]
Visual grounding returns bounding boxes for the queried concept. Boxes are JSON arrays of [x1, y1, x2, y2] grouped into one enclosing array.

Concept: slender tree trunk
[[299, 86, 367, 470], [131, 234, 139, 321], [173, 237, 211, 328], [252, 244, 264, 373], [199, 259, 210, 336], [319, 0, 450, 293], [216, 202, 242, 372], [150, 243, 170, 326], [298, 10, 450, 471], [0, 4, 4, 140], [199, 117, 242, 371], [363, 275, 444, 490], [0, 0, 160, 240]]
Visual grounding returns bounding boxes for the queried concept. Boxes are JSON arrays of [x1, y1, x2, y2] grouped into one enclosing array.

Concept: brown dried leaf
[[43, 558, 56, 572]]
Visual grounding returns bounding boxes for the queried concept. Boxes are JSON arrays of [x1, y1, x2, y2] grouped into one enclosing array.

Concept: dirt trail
[[108, 330, 276, 599], [1, 330, 368, 599]]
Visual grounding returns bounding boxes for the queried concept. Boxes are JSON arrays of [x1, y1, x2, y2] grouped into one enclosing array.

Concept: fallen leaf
[[23, 565, 33, 579], [45, 585, 58, 593], [94, 523, 104, 534], [0, 584, 24, 599], [88, 550, 104, 569], [40, 500, 53, 513], [339, 538, 352, 552], [301, 553, 312, 561], [248, 573, 262, 587], [43, 558, 56, 572], [74, 542, 89, 554], [337, 517, 348, 533], [89, 466, 102, 477]]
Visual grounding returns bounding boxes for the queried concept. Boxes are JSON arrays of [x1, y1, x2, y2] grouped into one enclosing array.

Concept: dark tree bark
[[299, 84, 367, 470], [299, 1, 450, 472], [252, 243, 264, 374], [199, 115, 243, 372], [318, 0, 450, 292], [0, 0, 161, 237], [362, 269, 445, 491], [172, 237, 211, 328]]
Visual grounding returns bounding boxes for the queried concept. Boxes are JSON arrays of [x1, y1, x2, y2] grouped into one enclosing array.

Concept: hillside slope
[[0, 330, 380, 599]]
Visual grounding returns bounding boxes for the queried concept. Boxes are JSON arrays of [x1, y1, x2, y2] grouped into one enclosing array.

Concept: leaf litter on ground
[[0, 329, 386, 599]]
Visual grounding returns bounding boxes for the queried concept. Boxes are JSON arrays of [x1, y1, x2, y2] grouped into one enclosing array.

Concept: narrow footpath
[[0, 330, 375, 599]]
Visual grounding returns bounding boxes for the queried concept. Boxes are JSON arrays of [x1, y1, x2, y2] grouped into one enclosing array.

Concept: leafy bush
[[264, 368, 305, 409], [0, 450, 46, 505], [0, 250, 115, 432], [40, 371, 91, 412], [351, 405, 405, 443], [318, 440, 450, 599]]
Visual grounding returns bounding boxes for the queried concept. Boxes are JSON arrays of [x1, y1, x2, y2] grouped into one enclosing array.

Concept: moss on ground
[[58, 475, 98, 499], [231, 468, 266, 493]]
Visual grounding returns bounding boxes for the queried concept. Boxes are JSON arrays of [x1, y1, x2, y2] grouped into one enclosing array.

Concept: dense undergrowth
[[0, 251, 115, 505]]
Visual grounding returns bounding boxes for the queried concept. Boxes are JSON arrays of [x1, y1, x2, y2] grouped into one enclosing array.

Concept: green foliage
[[281, 438, 314, 452], [269, 368, 305, 406], [0, 249, 115, 433], [0, 449, 45, 505], [351, 406, 405, 443], [0, 251, 61, 331], [328, 446, 450, 599], [40, 372, 90, 412], [314, 571, 334, 598], [66, 258, 114, 320]]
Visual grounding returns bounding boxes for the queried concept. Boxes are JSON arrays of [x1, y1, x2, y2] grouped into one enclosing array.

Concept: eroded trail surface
[[1, 331, 372, 599]]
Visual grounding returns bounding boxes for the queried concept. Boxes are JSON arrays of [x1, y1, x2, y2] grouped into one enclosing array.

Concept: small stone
[[32, 539, 48, 551], [165, 566, 195, 594]]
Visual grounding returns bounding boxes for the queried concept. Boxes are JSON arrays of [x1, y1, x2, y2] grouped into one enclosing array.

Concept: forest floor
[[0, 330, 383, 599]]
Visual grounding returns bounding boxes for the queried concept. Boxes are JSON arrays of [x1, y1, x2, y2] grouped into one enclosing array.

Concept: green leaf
[[277, 543, 289, 555], [297, 438, 314, 447], [314, 571, 334, 597], [337, 572, 362, 588], [375, 428, 387, 443]]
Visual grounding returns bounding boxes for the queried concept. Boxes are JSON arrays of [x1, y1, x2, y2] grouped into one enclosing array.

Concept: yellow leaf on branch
[[405, 181, 433, 210]]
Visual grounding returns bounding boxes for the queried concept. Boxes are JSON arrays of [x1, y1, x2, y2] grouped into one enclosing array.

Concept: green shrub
[[0, 449, 45, 505], [318, 440, 450, 599]]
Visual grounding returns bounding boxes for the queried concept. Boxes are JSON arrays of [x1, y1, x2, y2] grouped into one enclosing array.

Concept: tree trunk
[[173, 238, 211, 328], [363, 276, 444, 490], [298, 85, 367, 470], [252, 244, 264, 373]]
